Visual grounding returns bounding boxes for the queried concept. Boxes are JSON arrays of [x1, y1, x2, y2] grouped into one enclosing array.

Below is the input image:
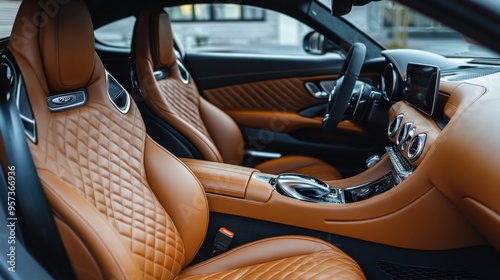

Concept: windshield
[[343, 0, 497, 58]]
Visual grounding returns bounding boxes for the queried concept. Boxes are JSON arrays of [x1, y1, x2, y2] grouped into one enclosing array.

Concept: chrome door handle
[[305, 82, 328, 98]]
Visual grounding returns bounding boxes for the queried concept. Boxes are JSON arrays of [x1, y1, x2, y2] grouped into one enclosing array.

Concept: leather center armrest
[[180, 158, 257, 197], [181, 158, 273, 202]]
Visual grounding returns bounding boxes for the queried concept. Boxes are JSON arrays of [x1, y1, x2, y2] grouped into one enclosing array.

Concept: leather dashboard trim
[[426, 73, 499, 250], [443, 81, 486, 120]]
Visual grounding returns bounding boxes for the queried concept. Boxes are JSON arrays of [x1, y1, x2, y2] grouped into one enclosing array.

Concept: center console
[[177, 101, 480, 250], [182, 100, 440, 207], [256, 171, 395, 204], [260, 101, 438, 204]]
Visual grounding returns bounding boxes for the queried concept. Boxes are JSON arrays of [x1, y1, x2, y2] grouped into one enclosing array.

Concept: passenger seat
[[132, 9, 343, 181]]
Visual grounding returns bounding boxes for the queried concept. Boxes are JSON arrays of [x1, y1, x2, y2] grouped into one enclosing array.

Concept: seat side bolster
[[178, 236, 338, 278], [199, 98, 244, 165], [144, 136, 209, 265], [37, 171, 143, 280]]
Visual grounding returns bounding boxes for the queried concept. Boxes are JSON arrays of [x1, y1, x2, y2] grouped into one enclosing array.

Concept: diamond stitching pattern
[[32, 102, 185, 279], [203, 78, 322, 112], [153, 78, 211, 139], [178, 250, 365, 280]]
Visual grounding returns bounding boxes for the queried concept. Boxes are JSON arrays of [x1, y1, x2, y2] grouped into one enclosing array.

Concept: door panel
[[202, 76, 330, 112], [186, 52, 386, 176], [186, 53, 344, 89]]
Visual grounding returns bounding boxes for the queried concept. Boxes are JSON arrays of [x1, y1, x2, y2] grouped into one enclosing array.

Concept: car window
[[95, 16, 135, 48], [95, 4, 321, 56], [0, 0, 22, 39], [165, 4, 315, 56], [343, 0, 497, 58]]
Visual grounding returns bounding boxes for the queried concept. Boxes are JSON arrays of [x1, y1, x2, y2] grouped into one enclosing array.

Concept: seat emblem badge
[[51, 95, 75, 105], [47, 91, 87, 112]]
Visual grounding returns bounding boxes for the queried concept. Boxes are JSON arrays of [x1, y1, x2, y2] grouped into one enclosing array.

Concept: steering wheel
[[322, 42, 367, 131]]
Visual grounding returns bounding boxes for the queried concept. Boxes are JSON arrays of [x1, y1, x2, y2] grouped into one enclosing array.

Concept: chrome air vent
[[396, 122, 413, 147], [401, 127, 415, 151], [408, 133, 427, 161], [107, 72, 130, 114], [388, 114, 404, 137]]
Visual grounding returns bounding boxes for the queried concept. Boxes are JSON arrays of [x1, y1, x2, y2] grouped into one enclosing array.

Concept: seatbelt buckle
[[210, 227, 234, 257]]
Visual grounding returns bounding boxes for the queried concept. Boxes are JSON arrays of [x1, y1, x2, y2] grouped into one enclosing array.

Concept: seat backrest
[[133, 9, 244, 165], [7, 0, 208, 278]]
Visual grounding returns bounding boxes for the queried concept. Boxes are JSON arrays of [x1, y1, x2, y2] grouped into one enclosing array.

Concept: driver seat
[[133, 9, 343, 181], [6, 0, 363, 279]]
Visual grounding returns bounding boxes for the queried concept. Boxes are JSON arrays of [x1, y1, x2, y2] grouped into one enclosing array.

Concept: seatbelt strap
[[0, 53, 75, 280]]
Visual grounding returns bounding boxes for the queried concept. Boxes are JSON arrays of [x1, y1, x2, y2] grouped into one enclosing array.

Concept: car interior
[[132, 8, 342, 181], [0, 0, 499, 279]]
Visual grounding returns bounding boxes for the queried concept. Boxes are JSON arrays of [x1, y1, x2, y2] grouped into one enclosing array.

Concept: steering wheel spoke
[[322, 42, 367, 131]]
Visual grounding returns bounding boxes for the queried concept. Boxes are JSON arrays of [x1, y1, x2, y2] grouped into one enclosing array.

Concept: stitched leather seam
[[185, 162, 252, 175], [39, 174, 131, 280], [146, 136, 209, 259], [159, 111, 222, 162], [181, 236, 334, 274]]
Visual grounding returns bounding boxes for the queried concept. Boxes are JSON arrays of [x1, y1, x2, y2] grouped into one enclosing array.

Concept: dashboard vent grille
[[396, 122, 413, 147], [408, 133, 427, 161], [388, 114, 404, 137]]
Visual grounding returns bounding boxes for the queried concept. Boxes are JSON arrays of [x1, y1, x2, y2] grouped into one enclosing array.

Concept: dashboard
[[376, 49, 500, 251]]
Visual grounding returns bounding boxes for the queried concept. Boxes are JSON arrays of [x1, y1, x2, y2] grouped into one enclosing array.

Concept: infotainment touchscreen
[[404, 63, 440, 116]]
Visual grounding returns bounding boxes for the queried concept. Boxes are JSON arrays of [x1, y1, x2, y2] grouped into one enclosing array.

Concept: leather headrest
[[149, 10, 176, 70], [38, 0, 95, 93]]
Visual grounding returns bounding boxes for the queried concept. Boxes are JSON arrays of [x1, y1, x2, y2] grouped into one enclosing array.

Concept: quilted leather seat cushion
[[178, 236, 364, 280], [179, 250, 363, 279]]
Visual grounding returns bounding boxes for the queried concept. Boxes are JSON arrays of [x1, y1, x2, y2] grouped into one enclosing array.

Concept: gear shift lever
[[366, 155, 381, 168], [275, 173, 331, 202]]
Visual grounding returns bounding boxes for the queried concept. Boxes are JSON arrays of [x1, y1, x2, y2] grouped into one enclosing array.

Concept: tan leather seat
[[7, 0, 363, 279], [133, 9, 342, 181]]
